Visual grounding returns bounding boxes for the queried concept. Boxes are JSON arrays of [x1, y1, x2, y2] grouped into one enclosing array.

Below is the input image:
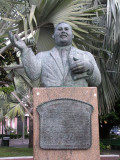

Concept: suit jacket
[[21, 46, 101, 87]]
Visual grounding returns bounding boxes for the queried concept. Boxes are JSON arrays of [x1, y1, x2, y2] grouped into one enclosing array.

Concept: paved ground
[[0, 138, 29, 148]]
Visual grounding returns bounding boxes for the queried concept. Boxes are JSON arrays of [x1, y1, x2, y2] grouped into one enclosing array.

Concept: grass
[[0, 147, 33, 157]]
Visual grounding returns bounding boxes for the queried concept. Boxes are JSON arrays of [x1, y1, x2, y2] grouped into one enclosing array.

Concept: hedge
[[0, 134, 29, 139]]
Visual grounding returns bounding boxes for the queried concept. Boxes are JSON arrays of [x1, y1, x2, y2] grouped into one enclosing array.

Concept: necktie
[[61, 49, 68, 69]]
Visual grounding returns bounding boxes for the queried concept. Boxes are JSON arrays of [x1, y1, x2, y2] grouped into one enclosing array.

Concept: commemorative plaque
[[37, 98, 93, 150]]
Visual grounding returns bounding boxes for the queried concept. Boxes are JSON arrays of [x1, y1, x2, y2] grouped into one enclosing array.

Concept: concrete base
[[33, 87, 100, 160]]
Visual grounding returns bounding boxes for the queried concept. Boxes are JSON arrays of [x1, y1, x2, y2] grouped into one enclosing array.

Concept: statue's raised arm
[[8, 31, 42, 81]]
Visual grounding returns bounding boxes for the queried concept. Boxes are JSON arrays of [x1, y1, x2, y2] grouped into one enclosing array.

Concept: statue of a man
[[9, 22, 101, 87]]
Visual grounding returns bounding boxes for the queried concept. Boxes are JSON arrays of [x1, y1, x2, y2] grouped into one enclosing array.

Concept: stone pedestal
[[33, 87, 100, 160]]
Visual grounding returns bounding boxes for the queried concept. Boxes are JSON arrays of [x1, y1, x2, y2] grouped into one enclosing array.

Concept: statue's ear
[[52, 34, 54, 39]]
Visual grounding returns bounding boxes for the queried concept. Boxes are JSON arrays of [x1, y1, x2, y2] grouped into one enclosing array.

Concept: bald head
[[53, 22, 74, 46]]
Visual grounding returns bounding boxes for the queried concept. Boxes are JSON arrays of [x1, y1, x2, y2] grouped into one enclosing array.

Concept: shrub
[[0, 134, 29, 139], [100, 142, 107, 152]]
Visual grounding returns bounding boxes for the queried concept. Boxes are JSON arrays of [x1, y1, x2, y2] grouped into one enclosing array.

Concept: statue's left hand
[[70, 57, 94, 75]]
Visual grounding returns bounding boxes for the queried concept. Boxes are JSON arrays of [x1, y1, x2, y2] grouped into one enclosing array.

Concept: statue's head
[[52, 22, 74, 47]]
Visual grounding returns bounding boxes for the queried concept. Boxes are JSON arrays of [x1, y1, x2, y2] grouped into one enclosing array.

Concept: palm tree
[[0, 0, 105, 148], [0, 68, 34, 147], [0, 0, 104, 53], [98, 0, 120, 114], [2, 0, 120, 146], [0, 0, 120, 130]]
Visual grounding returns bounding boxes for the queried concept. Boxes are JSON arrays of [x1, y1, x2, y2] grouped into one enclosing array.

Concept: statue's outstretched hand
[[8, 31, 27, 52]]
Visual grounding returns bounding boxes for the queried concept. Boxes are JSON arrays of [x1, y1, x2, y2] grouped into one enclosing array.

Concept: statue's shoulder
[[36, 47, 55, 58], [71, 46, 91, 55]]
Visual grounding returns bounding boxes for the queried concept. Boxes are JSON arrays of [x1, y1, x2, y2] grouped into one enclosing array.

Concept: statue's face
[[53, 23, 74, 46]]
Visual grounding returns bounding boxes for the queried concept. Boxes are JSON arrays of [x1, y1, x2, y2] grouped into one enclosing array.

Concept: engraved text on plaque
[[37, 99, 93, 149]]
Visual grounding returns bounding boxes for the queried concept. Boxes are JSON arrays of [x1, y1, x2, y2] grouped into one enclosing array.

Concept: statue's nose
[[61, 31, 66, 33]]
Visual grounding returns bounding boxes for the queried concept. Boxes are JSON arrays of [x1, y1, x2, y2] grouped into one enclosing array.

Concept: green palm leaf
[[6, 102, 24, 120], [0, 0, 104, 52], [3, 0, 119, 116], [31, 0, 104, 51]]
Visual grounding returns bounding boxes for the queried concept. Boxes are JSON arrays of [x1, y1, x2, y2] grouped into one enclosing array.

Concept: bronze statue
[[9, 22, 101, 87]]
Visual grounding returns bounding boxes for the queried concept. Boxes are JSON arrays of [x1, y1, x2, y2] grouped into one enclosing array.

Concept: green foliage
[[99, 0, 120, 114], [0, 85, 14, 94], [106, 145, 111, 150], [6, 102, 25, 120], [116, 136, 120, 140], [5, 126, 16, 135], [100, 99, 120, 126], [100, 112, 119, 126], [0, 134, 29, 139], [0, 47, 19, 84], [0, 37, 6, 49], [0, 47, 19, 66], [101, 138, 120, 149], [0, 0, 104, 52], [100, 142, 106, 152], [106, 0, 120, 46], [99, 99, 120, 138], [0, 0, 119, 116]]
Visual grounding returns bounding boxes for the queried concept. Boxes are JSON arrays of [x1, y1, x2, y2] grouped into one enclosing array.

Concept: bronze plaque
[[37, 99, 93, 149]]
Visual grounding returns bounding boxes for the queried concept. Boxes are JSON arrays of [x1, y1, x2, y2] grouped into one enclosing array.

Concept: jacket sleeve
[[86, 52, 101, 87], [21, 47, 42, 81]]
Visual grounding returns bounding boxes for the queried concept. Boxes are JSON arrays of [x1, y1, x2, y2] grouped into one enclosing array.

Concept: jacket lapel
[[50, 47, 64, 76]]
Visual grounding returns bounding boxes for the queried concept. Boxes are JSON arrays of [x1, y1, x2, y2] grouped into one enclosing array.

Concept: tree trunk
[[29, 117, 33, 148]]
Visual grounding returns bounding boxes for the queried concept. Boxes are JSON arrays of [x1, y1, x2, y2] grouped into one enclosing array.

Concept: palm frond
[[32, 0, 104, 51], [2, 0, 119, 116], [98, 0, 120, 114], [97, 57, 120, 115], [0, 91, 7, 99], [0, 0, 27, 37], [6, 102, 24, 120], [0, 0, 104, 53], [106, 0, 120, 46]]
